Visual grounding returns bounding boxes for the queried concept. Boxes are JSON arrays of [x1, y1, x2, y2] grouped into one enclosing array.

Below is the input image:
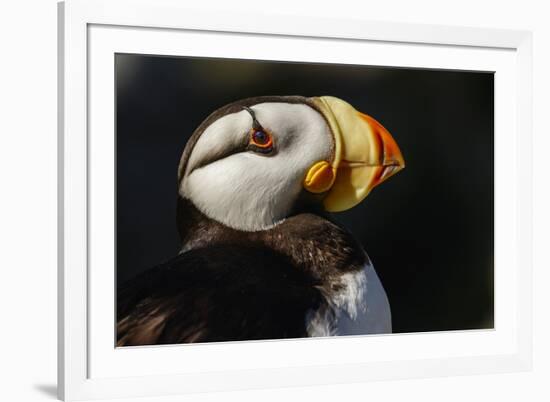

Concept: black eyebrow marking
[[242, 106, 263, 130]]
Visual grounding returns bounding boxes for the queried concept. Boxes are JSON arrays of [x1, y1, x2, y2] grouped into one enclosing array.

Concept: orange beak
[[303, 96, 405, 212]]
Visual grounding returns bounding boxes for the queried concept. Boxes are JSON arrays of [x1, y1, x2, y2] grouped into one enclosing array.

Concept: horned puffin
[[117, 95, 405, 346]]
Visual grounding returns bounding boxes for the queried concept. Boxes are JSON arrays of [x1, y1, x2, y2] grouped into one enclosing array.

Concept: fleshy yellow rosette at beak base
[[303, 96, 405, 212]]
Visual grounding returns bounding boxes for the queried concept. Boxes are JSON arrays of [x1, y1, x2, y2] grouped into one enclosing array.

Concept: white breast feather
[[306, 262, 392, 337]]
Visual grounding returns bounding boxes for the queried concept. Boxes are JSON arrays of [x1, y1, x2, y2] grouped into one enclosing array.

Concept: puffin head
[[178, 96, 405, 232]]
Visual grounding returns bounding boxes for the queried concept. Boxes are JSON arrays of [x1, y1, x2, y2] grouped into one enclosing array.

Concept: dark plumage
[[117, 200, 367, 346], [118, 245, 322, 344]]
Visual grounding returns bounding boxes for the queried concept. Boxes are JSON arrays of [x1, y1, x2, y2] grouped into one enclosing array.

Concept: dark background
[[116, 53, 494, 333]]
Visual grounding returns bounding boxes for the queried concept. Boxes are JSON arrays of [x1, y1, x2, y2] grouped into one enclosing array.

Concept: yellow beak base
[[303, 161, 336, 194]]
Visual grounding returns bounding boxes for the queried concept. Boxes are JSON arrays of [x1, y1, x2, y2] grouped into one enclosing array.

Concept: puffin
[[117, 95, 405, 346]]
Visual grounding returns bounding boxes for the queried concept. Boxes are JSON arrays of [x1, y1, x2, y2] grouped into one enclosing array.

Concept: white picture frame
[[58, 0, 533, 400]]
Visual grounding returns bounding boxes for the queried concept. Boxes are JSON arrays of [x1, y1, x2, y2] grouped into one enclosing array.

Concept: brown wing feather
[[117, 245, 323, 346]]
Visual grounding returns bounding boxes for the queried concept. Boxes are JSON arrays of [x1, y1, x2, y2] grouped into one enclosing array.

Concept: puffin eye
[[249, 129, 273, 149]]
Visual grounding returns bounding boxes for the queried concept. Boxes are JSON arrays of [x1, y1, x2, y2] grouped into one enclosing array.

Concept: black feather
[[117, 244, 323, 345]]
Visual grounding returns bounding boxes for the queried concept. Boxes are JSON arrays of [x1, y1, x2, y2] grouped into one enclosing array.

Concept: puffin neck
[[176, 197, 367, 282]]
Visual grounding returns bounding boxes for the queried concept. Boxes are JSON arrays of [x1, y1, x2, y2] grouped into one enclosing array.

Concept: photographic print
[[115, 54, 494, 346]]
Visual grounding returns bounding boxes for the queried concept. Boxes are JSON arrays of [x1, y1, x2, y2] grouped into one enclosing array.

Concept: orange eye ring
[[250, 129, 273, 149]]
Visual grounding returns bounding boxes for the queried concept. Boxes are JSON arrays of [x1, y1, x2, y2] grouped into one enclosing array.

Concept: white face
[[180, 102, 334, 231]]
